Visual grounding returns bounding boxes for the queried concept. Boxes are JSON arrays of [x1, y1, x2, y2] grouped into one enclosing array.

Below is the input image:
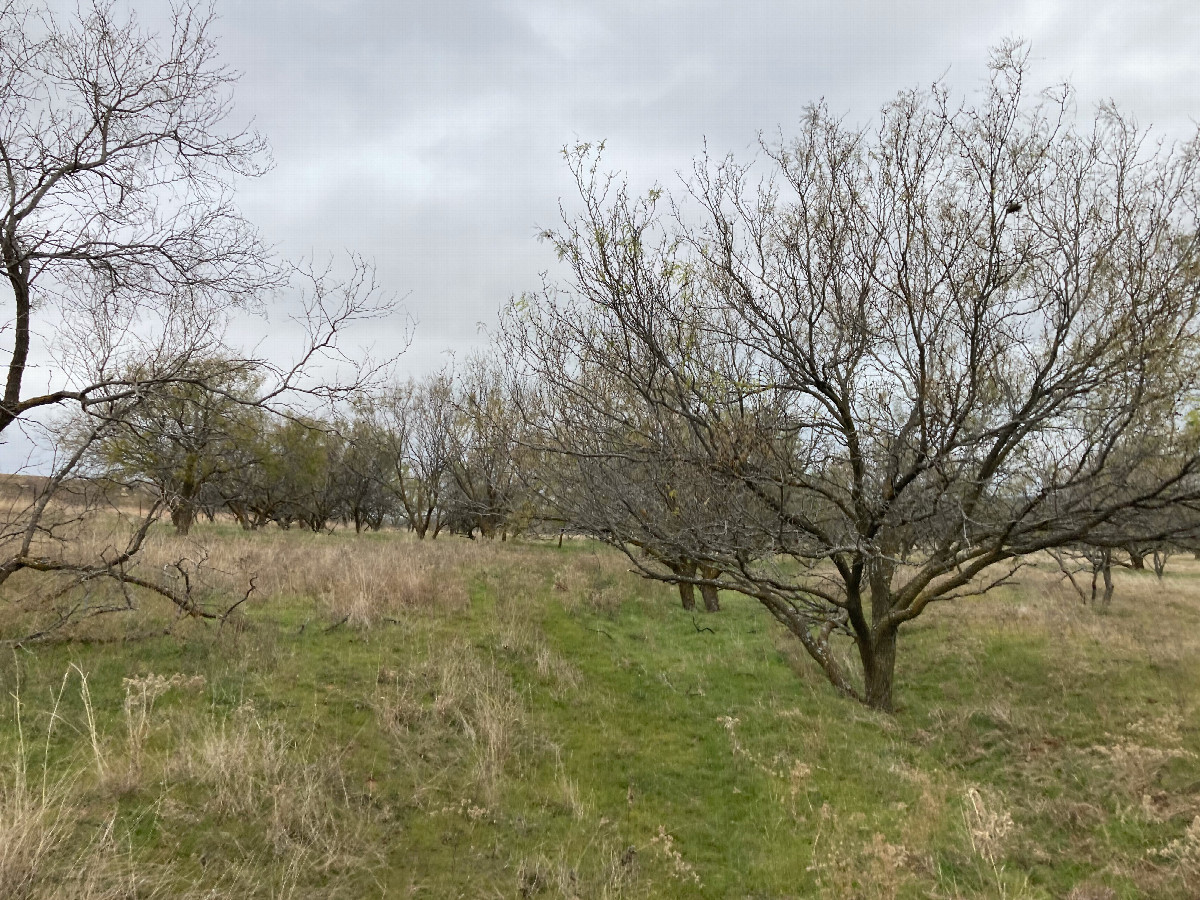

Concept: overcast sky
[[4, 0, 1200, 470], [204, 0, 1200, 373]]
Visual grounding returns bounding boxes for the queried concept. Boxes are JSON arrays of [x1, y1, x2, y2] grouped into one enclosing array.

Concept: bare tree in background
[[508, 43, 1200, 711], [351, 374, 455, 538], [444, 353, 530, 540], [0, 1, 397, 639], [0, 0, 274, 432]]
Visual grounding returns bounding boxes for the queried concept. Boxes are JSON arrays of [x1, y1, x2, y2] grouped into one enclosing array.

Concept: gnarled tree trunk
[[170, 501, 196, 537], [859, 626, 898, 713]]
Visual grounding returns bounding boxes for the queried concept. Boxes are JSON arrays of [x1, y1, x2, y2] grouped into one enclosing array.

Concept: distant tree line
[[82, 353, 539, 541]]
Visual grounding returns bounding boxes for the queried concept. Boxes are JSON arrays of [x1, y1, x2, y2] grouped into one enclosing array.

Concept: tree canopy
[[506, 43, 1200, 710]]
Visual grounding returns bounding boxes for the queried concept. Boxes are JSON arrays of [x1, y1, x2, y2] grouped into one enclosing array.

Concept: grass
[[1, 526, 1199, 897]]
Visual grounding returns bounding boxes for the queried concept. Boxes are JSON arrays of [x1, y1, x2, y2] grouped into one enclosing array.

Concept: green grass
[[2, 531, 1199, 897]]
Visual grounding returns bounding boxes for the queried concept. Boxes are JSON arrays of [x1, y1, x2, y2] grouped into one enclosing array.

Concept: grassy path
[[1, 531, 1199, 897]]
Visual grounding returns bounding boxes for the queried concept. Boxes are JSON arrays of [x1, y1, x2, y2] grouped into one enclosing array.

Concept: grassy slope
[[1, 529, 1199, 898]]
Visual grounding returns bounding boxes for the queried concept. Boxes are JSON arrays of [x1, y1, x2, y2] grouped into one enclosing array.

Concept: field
[[1, 525, 1199, 898]]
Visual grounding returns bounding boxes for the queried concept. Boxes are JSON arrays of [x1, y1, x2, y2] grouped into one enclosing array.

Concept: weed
[[648, 825, 702, 888], [122, 672, 206, 779], [1153, 815, 1200, 880]]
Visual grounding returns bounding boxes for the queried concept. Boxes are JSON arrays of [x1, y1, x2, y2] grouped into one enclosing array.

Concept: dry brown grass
[[161, 527, 478, 624], [375, 635, 525, 806], [908, 558, 1200, 722], [1153, 815, 1200, 883], [0, 662, 370, 899], [0, 518, 492, 640], [0, 676, 158, 900], [549, 546, 643, 616], [804, 802, 914, 900], [939, 555, 1200, 640], [0, 742, 74, 899], [168, 698, 365, 869], [513, 838, 644, 900]]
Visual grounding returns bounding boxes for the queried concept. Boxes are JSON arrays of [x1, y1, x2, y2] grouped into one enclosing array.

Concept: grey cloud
[[30, 0, 1200, 381]]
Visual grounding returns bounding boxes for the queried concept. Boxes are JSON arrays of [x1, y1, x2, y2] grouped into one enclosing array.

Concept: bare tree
[[0, 2, 397, 639], [0, 0, 276, 432], [352, 374, 455, 538], [445, 353, 530, 540], [508, 43, 1200, 711]]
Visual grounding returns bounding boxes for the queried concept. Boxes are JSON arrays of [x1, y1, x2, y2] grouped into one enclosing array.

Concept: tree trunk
[[860, 554, 900, 712], [1090, 549, 1115, 607], [171, 502, 195, 536], [0, 247, 31, 434], [678, 582, 696, 611], [861, 626, 898, 712], [671, 560, 697, 610], [174, 458, 200, 537], [228, 502, 252, 530], [1127, 546, 1145, 570], [699, 566, 721, 612]]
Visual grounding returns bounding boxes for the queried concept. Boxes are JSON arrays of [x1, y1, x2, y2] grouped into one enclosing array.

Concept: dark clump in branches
[[506, 42, 1200, 711]]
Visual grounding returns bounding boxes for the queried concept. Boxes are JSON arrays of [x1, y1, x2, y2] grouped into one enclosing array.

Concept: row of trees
[[67, 43, 1200, 714], [84, 357, 532, 540], [8, 2, 1200, 715]]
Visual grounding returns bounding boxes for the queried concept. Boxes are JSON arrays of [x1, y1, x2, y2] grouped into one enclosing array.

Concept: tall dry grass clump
[[0, 731, 72, 899], [169, 698, 363, 866], [0, 675, 153, 900], [0, 517, 491, 640], [151, 528, 478, 626], [376, 636, 524, 805], [0, 662, 370, 898], [1154, 815, 1200, 883]]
